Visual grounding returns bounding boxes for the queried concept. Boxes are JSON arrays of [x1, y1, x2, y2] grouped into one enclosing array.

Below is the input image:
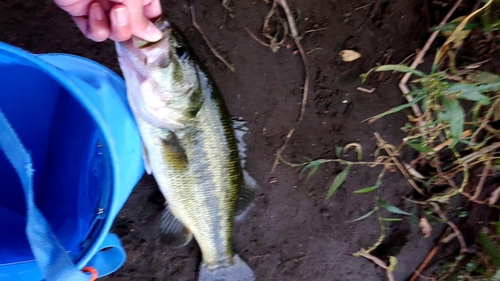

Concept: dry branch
[[189, 4, 235, 72]]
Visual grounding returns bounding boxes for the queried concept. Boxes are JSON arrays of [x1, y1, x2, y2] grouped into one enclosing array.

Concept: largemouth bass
[[115, 16, 257, 281]]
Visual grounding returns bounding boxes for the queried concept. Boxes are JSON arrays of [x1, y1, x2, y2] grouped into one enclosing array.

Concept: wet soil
[[0, 0, 482, 280]]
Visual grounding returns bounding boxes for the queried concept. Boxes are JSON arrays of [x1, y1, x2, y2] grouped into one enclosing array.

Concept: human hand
[[54, 0, 163, 42]]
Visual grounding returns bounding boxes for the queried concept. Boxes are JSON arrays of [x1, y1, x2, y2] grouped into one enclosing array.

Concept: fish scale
[[116, 15, 256, 281]]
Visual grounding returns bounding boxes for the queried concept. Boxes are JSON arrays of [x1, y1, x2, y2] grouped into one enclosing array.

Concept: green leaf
[[495, 222, 500, 236], [377, 199, 411, 216], [406, 141, 434, 153], [326, 164, 352, 199], [300, 159, 329, 181], [367, 94, 425, 121], [353, 177, 382, 194], [431, 21, 479, 32], [388, 256, 398, 272], [381, 218, 403, 222], [468, 72, 500, 84], [439, 98, 465, 147], [335, 146, 344, 158], [446, 84, 490, 104], [477, 232, 500, 268], [346, 209, 375, 223], [353, 185, 379, 194], [375, 64, 426, 78], [478, 81, 500, 93]]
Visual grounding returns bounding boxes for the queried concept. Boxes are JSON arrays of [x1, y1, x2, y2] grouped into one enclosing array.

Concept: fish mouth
[[115, 16, 172, 72], [115, 40, 149, 82], [132, 16, 171, 49]]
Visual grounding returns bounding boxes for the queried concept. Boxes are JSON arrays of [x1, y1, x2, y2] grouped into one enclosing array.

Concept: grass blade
[[380, 218, 403, 222], [326, 164, 352, 199], [375, 64, 426, 77], [346, 209, 375, 223], [353, 185, 379, 194], [366, 94, 425, 122], [377, 199, 411, 216]]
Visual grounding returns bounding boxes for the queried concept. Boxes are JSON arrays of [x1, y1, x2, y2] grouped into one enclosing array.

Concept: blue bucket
[[0, 43, 144, 280]]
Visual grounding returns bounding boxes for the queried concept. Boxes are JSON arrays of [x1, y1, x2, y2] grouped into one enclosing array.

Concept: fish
[[115, 16, 257, 281]]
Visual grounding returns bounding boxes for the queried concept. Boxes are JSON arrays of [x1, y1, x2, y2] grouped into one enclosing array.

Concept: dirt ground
[[0, 0, 479, 280]]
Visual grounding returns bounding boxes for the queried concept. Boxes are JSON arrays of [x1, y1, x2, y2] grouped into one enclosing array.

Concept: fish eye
[[175, 45, 188, 60]]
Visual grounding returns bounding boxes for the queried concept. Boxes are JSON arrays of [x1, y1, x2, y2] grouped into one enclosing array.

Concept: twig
[[271, 0, 311, 173], [356, 250, 395, 281], [221, 0, 232, 13], [354, 3, 372, 11], [376, 52, 392, 85], [471, 164, 490, 201], [398, 0, 462, 127], [409, 245, 440, 281], [357, 87, 376, 93], [374, 132, 426, 196], [440, 0, 494, 58], [189, 4, 235, 72], [275, 0, 310, 125], [438, 256, 461, 281], [260, 1, 288, 52], [409, 228, 452, 281], [471, 97, 500, 142], [482, 123, 500, 140], [429, 202, 467, 253], [306, 48, 322, 54], [272, 127, 295, 172], [304, 27, 327, 34], [244, 26, 272, 48], [461, 142, 500, 164]]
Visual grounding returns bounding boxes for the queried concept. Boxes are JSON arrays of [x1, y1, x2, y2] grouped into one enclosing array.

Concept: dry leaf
[[442, 232, 458, 243], [405, 163, 426, 180], [339, 50, 362, 62], [489, 186, 500, 205], [442, 16, 472, 49], [419, 217, 432, 238]]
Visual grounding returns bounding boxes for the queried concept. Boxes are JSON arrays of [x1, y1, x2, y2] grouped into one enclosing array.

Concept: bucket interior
[[0, 61, 110, 264]]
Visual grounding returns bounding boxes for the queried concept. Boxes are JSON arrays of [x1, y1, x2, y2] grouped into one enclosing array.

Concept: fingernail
[[114, 7, 129, 26], [144, 22, 163, 42], [91, 3, 104, 21]]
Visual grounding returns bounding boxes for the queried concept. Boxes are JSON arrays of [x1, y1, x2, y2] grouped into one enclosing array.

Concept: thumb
[[121, 0, 163, 42]]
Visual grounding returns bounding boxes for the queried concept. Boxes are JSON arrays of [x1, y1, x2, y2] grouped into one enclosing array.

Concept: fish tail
[[198, 255, 255, 281]]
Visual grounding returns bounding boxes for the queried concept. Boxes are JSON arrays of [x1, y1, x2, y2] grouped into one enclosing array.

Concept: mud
[[0, 0, 471, 280]]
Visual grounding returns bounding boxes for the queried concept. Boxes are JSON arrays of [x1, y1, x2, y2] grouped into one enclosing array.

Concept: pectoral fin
[[160, 132, 188, 171], [160, 207, 193, 247], [142, 142, 152, 175]]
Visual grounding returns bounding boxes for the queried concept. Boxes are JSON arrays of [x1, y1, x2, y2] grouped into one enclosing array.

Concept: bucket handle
[[0, 108, 125, 280]]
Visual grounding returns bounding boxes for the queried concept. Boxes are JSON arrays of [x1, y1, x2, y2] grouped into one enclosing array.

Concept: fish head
[[116, 16, 202, 129]]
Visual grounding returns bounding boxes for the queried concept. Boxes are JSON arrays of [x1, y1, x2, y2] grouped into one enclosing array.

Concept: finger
[[98, 0, 113, 11], [87, 2, 110, 42], [109, 4, 132, 42], [121, 0, 162, 41], [72, 2, 110, 42], [143, 0, 162, 19], [54, 0, 93, 16]]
